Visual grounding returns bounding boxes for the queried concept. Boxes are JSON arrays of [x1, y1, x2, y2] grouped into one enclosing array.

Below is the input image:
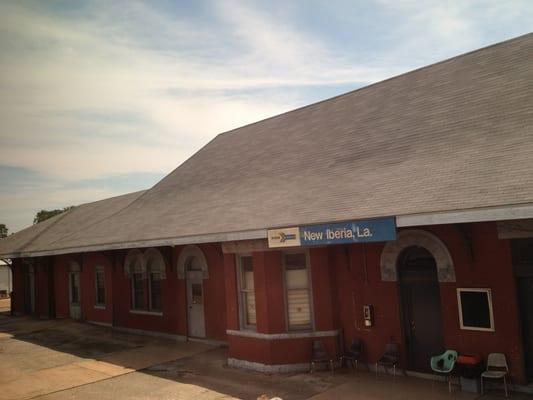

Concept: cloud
[[0, 0, 532, 232]]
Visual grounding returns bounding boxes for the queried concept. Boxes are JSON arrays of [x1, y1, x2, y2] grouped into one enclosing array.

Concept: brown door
[[399, 246, 444, 372], [518, 277, 533, 381], [511, 239, 533, 383], [24, 265, 35, 314]]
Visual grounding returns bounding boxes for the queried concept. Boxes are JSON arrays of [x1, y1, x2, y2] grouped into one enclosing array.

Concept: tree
[[33, 206, 75, 224], [0, 224, 7, 238]]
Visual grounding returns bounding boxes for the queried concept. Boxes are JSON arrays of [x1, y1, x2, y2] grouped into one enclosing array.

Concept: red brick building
[[2, 34, 533, 385]]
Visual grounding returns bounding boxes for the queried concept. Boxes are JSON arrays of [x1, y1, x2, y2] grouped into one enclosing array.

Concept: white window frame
[[236, 254, 257, 330], [282, 250, 314, 332], [457, 288, 495, 332], [94, 265, 106, 308]]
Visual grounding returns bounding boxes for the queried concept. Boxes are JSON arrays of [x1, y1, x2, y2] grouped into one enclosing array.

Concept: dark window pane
[[70, 274, 79, 304], [284, 253, 306, 269], [512, 239, 533, 266], [460, 290, 492, 329], [241, 256, 253, 271], [150, 273, 162, 311], [192, 283, 203, 304], [132, 273, 146, 310]]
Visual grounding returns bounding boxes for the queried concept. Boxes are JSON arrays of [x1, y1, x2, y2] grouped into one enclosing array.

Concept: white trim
[[380, 229, 455, 282], [226, 329, 339, 340], [94, 305, 106, 310], [456, 288, 495, 332], [129, 309, 163, 316], [227, 358, 310, 373], [396, 203, 533, 227]]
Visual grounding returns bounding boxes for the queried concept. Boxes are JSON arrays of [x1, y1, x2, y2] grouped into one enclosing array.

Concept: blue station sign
[[267, 217, 396, 248]]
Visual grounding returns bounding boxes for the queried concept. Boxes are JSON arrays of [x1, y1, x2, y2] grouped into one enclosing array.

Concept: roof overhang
[[4, 202, 533, 259]]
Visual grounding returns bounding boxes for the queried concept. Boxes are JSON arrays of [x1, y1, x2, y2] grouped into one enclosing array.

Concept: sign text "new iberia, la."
[[267, 217, 396, 248]]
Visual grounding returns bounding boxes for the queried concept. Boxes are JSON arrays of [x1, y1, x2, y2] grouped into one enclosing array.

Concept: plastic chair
[[430, 350, 458, 393], [376, 343, 400, 378], [340, 339, 363, 370], [481, 353, 509, 397], [310, 340, 334, 374]]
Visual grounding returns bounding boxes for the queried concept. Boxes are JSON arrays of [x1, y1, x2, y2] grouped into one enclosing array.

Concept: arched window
[[124, 248, 166, 313], [176, 245, 209, 279], [145, 248, 165, 312]]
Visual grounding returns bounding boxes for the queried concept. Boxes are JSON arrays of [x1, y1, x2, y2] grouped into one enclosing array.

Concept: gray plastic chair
[[340, 339, 363, 371], [481, 353, 509, 397], [310, 340, 334, 374], [376, 343, 400, 378]]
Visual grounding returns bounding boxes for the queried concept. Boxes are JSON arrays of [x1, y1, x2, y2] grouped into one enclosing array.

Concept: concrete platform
[[0, 315, 211, 400], [1, 316, 531, 400]]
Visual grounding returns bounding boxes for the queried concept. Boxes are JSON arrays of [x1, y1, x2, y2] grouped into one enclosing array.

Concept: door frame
[[398, 245, 445, 372], [68, 262, 81, 320], [178, 246, 209, 339], [186, 269, 206, 338]]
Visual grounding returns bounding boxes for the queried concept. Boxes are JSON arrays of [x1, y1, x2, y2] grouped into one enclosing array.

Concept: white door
[[69, 271, 81, 319], [186, 270, 206, 338]]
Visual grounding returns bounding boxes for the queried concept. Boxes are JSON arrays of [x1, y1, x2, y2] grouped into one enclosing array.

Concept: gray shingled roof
[[1, 33, 533, 257]]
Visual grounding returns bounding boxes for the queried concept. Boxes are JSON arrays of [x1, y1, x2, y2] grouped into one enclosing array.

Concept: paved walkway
[[0, 316, 211, 400], [1, 316, 531, 400]]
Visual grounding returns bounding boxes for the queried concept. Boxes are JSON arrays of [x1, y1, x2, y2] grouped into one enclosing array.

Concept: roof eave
[[4, 202, 533, 259]]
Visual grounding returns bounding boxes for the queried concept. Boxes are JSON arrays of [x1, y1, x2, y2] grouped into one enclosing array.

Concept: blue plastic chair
[[430, 350, 458, 393]]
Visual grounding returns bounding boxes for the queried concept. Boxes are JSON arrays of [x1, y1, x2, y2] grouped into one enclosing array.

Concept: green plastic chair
[[430, 350, 458, 393]]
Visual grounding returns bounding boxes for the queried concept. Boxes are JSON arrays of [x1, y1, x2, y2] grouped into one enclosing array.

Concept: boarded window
[[239, 256, 256, 327], [95, 267, 105, 306], [284, 253, 311, 330], [457, 288, 494, 331]]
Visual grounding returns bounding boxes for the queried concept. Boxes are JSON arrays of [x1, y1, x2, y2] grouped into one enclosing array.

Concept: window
[[238, 255, 256, 328], [95, 266, 105, 306], [457, 288, 495, 331], [131, 272, 146, 310], [283, 252, 312, 330], [70, 272, 80, 304], [148, 261, 162, 312], [125, 248, 166, 314]]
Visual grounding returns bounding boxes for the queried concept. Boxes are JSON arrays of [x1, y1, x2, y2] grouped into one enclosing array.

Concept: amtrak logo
[[267, 227, 301, 248], [272, 232, 297, 242]]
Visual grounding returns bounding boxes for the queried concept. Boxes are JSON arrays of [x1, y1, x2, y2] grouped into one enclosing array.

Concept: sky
[[0, 0, 532, 233]]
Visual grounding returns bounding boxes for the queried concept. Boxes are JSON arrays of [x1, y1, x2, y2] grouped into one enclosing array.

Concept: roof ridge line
[[125, 33, 533, 193], [212, 32, 533, 139]]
